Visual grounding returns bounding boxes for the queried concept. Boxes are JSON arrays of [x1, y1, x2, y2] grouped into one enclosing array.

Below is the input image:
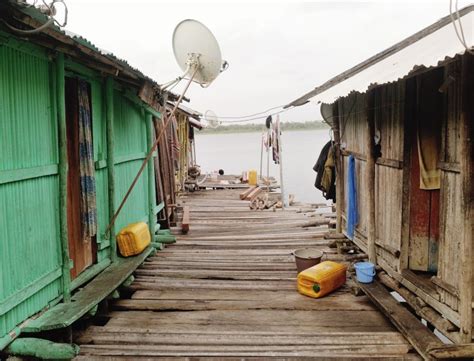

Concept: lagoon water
[[195, 129, 332, 204]]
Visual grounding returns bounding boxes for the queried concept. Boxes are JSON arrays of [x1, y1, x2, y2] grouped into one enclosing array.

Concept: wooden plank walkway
[[74, 188, 421, 360]]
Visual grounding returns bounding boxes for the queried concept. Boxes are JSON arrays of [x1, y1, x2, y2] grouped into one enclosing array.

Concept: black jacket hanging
[[313, 140, 336, 201]]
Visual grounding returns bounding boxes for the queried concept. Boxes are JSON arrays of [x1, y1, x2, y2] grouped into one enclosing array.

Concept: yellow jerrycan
[[297, 261, 347, 298], [248, 170, 258, 186], [116, 222, 151, 257]]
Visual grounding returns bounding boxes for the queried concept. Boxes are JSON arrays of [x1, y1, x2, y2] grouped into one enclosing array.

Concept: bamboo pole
[[366, 89, 377, 264], [105, 77, 117, 262], [105, 67, 199, 236], [56, 52, 71, 302], [459, 53, 473, 343]]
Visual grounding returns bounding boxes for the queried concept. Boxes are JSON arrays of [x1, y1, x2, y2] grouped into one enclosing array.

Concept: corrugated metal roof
[[2, 3, 182, 103], [286, 5, 474, 107]]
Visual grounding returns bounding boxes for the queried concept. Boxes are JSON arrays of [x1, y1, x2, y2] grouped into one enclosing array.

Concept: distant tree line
[[199, 120, 329, 134]]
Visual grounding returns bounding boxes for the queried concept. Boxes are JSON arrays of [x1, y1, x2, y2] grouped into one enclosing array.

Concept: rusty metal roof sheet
[[286, 5, 474, 107]]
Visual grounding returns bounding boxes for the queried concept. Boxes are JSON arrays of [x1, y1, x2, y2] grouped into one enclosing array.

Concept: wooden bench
[[23, 246, 153, 333]]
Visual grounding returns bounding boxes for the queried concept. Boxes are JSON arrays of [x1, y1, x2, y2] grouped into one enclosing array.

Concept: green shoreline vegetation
[[198, 120, 329, 134]]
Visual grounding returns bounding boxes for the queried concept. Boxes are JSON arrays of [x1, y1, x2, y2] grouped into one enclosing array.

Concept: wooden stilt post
[[332, 101, 343, 233], [459, 53, 473, 342], [366, 89, 377, 264], [56, 52, 71, 302], [105, 77, 117, 262]]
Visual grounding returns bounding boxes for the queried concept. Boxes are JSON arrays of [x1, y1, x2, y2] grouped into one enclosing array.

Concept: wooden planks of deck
[[74, 188, 421, 360]]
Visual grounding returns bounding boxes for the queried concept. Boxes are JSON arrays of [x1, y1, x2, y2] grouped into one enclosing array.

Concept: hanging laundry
[[417, 120, 440, 190], [272, 118, 280, 164], [78, 80, 97, 240], [320, 146, 336, 201], [313, 140, 336, 201], [346, 155, 358, 240]]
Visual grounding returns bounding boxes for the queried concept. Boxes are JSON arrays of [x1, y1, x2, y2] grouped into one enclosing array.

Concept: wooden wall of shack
[[332, 53, 473, 343]]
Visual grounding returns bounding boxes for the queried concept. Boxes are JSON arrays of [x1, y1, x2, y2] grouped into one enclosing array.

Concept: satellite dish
[[320, 103, 333, 123], [204, 110, 220, 128], [173, 19, 226, 87]]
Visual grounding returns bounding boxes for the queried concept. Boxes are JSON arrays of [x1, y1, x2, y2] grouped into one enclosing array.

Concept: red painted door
[[408, 71, 442, 272], [408, 138, 440, 272]]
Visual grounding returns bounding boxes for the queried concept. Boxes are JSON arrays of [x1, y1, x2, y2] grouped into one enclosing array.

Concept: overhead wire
[[449, 0, 474, 55], [2, 0, 68, 34], [218, 108, 291, 123], [215, 104, 288, 119]]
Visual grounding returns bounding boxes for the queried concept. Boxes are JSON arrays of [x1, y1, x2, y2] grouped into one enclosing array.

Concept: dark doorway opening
[[65, 77, 97, 279]]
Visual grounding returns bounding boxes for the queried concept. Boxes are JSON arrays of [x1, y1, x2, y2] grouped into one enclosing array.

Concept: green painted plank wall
[[0, 42, 62, 337], [113, 91, 153, 232]]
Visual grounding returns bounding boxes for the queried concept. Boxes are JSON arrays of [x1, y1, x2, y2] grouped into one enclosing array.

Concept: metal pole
[[277, 116, 286, 208], [259, 132, 263, 181], [105, 66, 199, 237], [266, 127, 270, 192]]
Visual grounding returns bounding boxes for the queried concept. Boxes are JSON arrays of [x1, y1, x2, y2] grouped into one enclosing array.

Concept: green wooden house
[[0, 2, 176, 352]]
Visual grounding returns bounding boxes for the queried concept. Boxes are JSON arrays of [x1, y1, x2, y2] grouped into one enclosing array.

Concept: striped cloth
[[78, 80, 97, 240]]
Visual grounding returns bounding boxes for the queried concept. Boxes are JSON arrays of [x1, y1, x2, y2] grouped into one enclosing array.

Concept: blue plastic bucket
[[354, 262, 375, 283]]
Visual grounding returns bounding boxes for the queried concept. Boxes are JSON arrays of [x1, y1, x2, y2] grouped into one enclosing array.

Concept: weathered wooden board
[[74, 188, 417, 359]]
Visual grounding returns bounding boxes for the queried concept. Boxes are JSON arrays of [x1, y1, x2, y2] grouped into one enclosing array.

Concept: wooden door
[[408, 137, 440, 272], [65, 77, 97, 279], [408, 71, 443, 272]]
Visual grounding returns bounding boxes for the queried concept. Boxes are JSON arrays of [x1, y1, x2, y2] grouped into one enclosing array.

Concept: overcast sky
[[62, 0, 471, 123]]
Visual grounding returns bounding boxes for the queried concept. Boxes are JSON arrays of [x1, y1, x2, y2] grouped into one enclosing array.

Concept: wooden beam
[[106, 77, 117, 262], [358, 280, 442, 360], [239, 186, 256, 200], [428, 344, 474, 359], [400, 77, 416, 270], [333, 101, 343, 233], [366, 89, 377, 263], [245, 187, 263, 201], [375, 158, 403, 169], [56, 52, 71, 302], [23, 247, 153, 333], [437, 161, 460, 173], [377, 257, 461, 327], [379, 273, 459, 342], [181, 206, 190, 235], [0, 164, 58, 185], [146, 113, 157, 241], [459, 52, 473, 342]]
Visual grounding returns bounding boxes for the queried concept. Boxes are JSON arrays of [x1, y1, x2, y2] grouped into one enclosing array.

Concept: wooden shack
[[153, 102, 202, 228], [0, 2, 189, 352], [287, 6, 473, 346]]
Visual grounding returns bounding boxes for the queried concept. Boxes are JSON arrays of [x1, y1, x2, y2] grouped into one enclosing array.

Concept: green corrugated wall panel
[[89, 78, 110, 246], [0, 45, 57, 170], [113, 92, 150, 231], [0, 43, 61, 337]]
